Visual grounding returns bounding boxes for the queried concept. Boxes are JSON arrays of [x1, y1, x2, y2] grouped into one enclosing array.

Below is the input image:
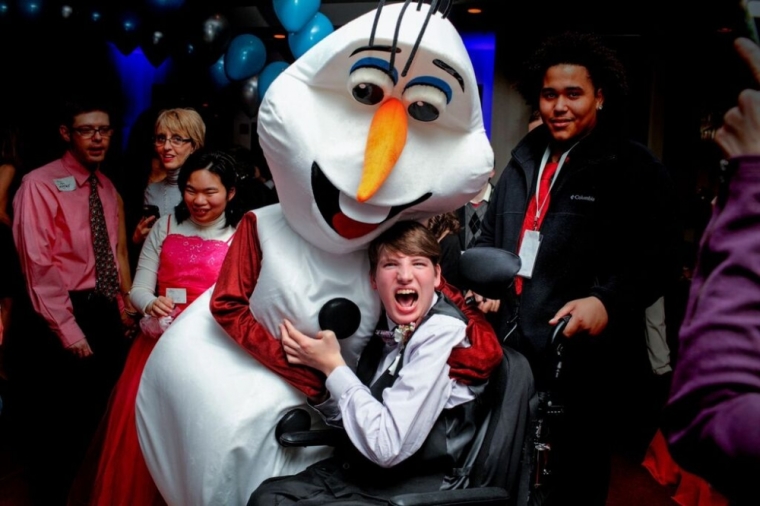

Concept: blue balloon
[[288, 12, 333, 59], [209, 55, 231, 90], [258, 61, 289, 102], [224, 33, 267, 82], [273, 0, 320, 33]]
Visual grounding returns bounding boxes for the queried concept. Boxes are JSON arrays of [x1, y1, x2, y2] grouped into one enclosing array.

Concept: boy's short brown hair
[[368, 221, 441, 273]]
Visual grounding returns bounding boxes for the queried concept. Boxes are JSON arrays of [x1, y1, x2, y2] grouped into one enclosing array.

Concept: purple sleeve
[[664, 155, 760, 500]]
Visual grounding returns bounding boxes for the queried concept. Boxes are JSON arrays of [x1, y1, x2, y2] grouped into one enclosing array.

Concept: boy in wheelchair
[[250, 221, 500, 505]]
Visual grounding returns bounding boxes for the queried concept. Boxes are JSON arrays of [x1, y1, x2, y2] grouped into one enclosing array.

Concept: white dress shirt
[[317, 294, 476, 468]]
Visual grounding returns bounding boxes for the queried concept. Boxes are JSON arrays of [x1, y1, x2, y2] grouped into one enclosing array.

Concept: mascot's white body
[[136, 3, 494, 505]]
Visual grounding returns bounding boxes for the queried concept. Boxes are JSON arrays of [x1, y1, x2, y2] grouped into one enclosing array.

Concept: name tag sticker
[[166, 288, 187, 304], [517, 230, 542, 279], [54, 176, 76, 192]]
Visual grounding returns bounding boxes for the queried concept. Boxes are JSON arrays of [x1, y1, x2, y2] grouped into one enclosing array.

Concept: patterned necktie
[[467, 211, 481, 249], [88, 174, 120, 300]]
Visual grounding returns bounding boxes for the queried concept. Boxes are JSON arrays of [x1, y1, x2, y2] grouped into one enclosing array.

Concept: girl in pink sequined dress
[[84, 151, 243, 506]]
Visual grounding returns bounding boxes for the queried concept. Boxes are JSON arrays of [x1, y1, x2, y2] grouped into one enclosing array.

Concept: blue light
[[462, 32, 495, 140], [18, 0, 42, 19], [148, 0, 185, 11], [120, 12, 139, 33], [107, 42, 173, 150]]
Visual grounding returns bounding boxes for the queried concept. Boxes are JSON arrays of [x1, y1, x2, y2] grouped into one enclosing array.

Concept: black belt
[[69, 289, 116, 305]]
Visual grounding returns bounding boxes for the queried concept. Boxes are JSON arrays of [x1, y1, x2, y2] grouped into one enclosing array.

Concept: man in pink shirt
[[11, 95, 133, 505]]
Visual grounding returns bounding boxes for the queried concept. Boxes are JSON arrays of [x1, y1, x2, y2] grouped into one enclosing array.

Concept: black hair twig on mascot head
[[369, 0, 452, 76], [402, 0, 446, 77]]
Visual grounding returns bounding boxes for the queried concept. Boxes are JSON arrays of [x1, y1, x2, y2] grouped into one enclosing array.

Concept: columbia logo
[[570, 195, 595, 202]]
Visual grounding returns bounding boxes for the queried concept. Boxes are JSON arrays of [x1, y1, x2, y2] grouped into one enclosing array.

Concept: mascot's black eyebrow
[[363, 0, 459, 88], [349, 46, 400, 57], [433, 59, 464, 92]]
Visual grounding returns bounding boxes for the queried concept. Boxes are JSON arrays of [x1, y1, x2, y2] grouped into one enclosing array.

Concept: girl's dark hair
[[174, 150, 244, 228], [426, 211, 461, 240], [516, 31, 629, 125]]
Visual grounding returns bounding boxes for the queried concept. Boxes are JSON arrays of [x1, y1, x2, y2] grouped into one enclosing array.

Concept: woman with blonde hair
[[132, 107, 206, 245]]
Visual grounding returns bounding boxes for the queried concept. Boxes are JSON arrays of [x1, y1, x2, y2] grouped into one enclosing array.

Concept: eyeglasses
[[154, 135, 193, 147], [71, 126, 113, 138]]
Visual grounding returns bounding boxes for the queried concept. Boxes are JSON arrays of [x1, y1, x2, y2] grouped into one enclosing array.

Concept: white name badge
[[54, 176, 76, 192], [517, 230, 542, 279], [166, 288, 187, 304]]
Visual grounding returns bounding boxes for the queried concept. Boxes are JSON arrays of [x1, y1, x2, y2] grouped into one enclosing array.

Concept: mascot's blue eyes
[[348, 60, 395, 105], [408, 101, 439, 122], [401, 80, 448, 122], [347, 67, 447, 122], [352, 83, 385, 105]]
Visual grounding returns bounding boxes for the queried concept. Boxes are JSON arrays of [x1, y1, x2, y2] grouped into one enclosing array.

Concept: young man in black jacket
[[474, 32, 681, 505]]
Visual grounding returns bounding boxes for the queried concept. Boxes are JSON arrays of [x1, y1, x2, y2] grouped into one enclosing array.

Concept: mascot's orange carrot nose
[[357, 98, 408, 203]]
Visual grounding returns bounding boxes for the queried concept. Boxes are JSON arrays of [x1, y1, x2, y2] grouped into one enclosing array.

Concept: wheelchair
[[261, 248, 541, 506]]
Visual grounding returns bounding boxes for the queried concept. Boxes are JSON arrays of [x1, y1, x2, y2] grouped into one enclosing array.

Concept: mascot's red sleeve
[[439, 278, 503, 384], [210, 213, 502, 398], [210, 213, 326, 398]]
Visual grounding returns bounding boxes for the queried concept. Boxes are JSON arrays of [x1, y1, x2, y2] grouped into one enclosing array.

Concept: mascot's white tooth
[[338, 192, 390, 224]]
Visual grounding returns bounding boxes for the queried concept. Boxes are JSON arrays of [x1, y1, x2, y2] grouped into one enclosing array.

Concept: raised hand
[[714, 38, 760, 157]]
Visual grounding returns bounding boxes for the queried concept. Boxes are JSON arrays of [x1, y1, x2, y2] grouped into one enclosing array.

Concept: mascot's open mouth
[[312, 162, 431, 240]]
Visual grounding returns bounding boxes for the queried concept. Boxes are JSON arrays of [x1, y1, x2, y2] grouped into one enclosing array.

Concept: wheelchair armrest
[[276, 408, 349, 447], [389, 487, 510, 506], [278, 428, 348, 447]]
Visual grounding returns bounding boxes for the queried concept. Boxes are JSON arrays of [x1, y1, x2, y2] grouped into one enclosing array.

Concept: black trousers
[[6, 290, 129, 506], [250, 455, 447, 506]]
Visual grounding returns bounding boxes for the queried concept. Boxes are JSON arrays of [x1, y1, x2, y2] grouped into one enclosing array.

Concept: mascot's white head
[[258, 0, 494, 254]]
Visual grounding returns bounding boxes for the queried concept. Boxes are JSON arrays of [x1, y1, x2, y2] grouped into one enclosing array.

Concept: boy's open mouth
[[395, 289, 418, 307]]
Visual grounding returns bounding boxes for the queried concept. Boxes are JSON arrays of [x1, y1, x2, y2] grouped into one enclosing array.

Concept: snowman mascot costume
[[136, 2, 499, 505]]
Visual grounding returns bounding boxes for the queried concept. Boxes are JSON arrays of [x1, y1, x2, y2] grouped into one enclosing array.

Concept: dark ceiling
[[5, 0, 753, 60], [181, 0, 753, 39], [1, 0, 755, 128]]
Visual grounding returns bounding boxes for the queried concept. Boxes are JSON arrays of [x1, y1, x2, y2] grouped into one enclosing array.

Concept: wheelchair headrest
[[459, 247, 521, 300]]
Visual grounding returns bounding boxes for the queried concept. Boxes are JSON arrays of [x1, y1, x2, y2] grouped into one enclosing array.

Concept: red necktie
[[515, 161, 559, 294]]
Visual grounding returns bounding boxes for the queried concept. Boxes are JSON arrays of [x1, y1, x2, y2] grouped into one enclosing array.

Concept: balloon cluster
[[217, 0, 334, 118], [5, 0, 334, 120], [218, 25, 274, 119], [273, 0, 334, 59]]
